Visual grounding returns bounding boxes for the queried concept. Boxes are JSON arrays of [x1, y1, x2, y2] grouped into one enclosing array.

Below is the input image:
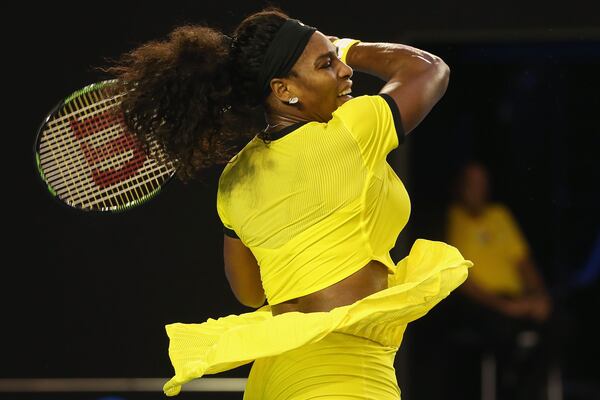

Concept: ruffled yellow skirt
[[163, 239, 472, 398]]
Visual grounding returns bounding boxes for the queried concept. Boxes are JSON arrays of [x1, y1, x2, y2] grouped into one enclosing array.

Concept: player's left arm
[[223, 235, 266, 308]]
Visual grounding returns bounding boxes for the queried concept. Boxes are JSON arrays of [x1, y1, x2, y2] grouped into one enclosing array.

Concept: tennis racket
[[34, 80, 176, 212]]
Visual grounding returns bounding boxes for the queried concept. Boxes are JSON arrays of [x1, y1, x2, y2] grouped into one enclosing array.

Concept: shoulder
[[326, 94, 404, 169], [487, 203, 515, 222], [330, 94, 399, 124], [217, 139, 257, 188], [333, 94, 382, 110], [488, 202, 510, 214]]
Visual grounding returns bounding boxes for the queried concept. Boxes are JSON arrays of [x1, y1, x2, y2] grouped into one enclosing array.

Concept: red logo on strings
[[70, 110, 146, 188]]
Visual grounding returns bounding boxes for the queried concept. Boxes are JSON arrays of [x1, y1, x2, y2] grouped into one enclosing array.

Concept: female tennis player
[[102, 6, 472, 399]]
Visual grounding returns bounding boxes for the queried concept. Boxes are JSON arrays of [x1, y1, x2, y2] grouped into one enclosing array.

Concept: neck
[[264, 114, 307, 133], [264, 95, 312, 132]]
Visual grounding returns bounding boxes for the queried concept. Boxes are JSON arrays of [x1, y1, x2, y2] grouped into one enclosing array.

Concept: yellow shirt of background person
[[447, 203, 529, 296]]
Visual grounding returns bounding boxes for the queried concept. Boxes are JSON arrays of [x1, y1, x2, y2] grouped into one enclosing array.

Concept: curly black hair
[[97, 6, 292, 182]]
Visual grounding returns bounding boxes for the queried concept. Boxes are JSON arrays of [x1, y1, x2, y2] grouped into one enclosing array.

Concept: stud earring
[[288, 96, 299, 104]]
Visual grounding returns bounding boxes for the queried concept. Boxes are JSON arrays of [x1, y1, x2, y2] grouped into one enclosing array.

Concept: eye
[[322, 58, 332, 68]]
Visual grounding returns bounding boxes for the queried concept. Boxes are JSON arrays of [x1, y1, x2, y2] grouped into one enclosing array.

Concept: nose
[[338, 60, 353, 80]]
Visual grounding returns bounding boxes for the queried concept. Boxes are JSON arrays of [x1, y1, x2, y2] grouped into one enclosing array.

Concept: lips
[[337, 82, 353, 97]]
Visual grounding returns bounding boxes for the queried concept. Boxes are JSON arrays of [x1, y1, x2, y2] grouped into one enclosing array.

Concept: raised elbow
[[441, 62, 451, 95], [432, 59, 450, 99], [439, 59, 450, 80]]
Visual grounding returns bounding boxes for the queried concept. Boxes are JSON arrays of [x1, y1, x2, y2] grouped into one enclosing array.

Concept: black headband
[[258, 18, 317, 99]]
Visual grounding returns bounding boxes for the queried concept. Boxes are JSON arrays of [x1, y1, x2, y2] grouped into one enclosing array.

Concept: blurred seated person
[[446, 161, 553, 400]]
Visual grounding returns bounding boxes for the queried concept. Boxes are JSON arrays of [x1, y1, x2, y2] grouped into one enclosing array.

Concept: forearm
[[345, 41, 448, 82]]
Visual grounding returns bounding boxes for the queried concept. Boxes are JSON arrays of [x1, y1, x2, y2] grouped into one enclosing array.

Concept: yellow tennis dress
[[163, 94, 473, 399]]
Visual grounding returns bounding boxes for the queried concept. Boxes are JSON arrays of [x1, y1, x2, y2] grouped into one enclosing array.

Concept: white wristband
[[333, 38, 361, 64]]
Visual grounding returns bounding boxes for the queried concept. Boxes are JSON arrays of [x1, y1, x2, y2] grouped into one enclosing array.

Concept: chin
[[336, 94, 352, 105], [338, 94, 353, 101]]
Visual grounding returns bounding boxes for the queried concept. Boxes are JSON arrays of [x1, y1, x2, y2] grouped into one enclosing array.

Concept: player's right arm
[[346, 41, 450, 137]]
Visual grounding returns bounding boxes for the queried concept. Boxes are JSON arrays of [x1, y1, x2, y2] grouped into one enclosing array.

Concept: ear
[[269, 78, 293, 103]]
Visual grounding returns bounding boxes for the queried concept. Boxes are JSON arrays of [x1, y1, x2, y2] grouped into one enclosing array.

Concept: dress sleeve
[[331, 94, 404, 171], [216, 183, 239, 239]]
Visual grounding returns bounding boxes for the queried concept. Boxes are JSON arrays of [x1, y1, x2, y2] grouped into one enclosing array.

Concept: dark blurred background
[[6, 0, 599, 399]]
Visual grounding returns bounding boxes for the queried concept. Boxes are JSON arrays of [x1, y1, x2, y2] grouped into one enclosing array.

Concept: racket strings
[[40, 117, 126, 179], [38, 83, 175, 211], [39, 90, 170, 171], [40, 92, 129, 165], [51, 152, 171, 207], [42, 92, 137, 208], [41, 122, 170, 206]]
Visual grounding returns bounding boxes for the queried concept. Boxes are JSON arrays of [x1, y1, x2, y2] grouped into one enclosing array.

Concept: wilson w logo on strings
[[69, 109, 146, 188]]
